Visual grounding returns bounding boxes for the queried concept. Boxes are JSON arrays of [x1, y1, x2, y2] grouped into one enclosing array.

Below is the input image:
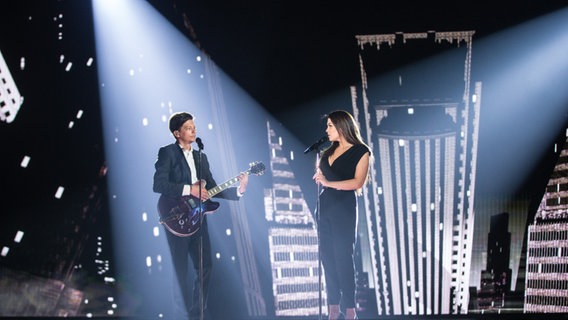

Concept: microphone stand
[[305, 135, 327, 320], [196, 140, 204, 320], [315, 149, 323, 320]]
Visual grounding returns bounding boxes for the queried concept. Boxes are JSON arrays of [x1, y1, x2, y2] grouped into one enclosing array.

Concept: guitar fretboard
[[207, 169, 251, 198]]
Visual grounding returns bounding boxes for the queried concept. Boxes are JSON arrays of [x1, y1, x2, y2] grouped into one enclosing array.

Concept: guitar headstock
[[248, 161, 266, 176]]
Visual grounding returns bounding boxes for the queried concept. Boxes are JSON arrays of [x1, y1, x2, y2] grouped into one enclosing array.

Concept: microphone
[[304, 135, 328, 154], [196, 137, 204, 150]]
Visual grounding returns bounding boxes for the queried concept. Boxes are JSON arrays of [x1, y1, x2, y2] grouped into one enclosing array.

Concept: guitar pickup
[[185, 197, 197, 209]]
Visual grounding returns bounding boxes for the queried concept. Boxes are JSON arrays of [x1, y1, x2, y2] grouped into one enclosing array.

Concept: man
[[153, 112, 248, 319]]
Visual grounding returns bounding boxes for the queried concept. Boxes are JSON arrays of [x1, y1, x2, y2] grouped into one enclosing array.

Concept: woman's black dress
[[318, 143, 370, 308]]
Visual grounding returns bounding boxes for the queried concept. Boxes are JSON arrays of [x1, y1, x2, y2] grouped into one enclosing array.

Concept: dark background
[[147, 0, 568, 134]]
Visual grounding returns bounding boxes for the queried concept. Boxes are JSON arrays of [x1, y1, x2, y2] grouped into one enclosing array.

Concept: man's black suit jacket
[[153, 142, 239, 215]]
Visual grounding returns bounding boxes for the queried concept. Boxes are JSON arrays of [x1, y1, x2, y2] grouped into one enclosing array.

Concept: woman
[[313, 110, 371, 320]]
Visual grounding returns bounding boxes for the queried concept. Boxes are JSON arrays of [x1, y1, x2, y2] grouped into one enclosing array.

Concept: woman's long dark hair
[[322, 110, 370, 159]]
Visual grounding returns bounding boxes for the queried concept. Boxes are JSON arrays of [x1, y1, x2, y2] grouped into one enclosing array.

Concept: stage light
[[91, 0, 332, 317]]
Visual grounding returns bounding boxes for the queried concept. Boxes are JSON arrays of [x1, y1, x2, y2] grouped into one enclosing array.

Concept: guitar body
[[157, 161, 265, 237], [158, 195, 220, 237]]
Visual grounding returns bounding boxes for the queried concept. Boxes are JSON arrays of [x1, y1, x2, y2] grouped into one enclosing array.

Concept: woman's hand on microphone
[[312, 169, 329, 187]]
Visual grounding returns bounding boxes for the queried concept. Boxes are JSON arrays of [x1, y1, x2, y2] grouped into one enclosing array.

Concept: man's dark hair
[[169, 112, 194, 133]]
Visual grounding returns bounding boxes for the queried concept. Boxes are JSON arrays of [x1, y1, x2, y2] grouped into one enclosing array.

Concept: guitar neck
[[207, 170, 250, 198]]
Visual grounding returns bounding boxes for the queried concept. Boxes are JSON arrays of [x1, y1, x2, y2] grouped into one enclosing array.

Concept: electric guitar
[[158, 161, 265, 237]]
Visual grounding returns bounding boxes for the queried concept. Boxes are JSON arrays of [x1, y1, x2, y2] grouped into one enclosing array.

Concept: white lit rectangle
[[20, 156, 30, 168], [55, 186, 65, 199], [1, 246, 9, 257], [14, 231, 24, 243], [146, 256, 152, 267]]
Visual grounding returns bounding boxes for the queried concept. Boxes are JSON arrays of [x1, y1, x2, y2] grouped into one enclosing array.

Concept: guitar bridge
[[159, 206, 184, 223]]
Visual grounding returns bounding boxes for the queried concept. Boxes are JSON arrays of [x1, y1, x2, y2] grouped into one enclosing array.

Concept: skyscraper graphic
[[524, 135, 568, 313], [477, 212, 512, 311], [0, 49, 23, 123], [265, 121, 326, 317], [353, 31, 480, 315]]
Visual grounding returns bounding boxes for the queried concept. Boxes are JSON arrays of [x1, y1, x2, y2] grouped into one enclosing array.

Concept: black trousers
[[165, 219, 212, 320], [318, 213, 357, 308]]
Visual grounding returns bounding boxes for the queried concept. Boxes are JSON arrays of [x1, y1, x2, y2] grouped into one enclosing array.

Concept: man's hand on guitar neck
[[237, 172, 248, 195]]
